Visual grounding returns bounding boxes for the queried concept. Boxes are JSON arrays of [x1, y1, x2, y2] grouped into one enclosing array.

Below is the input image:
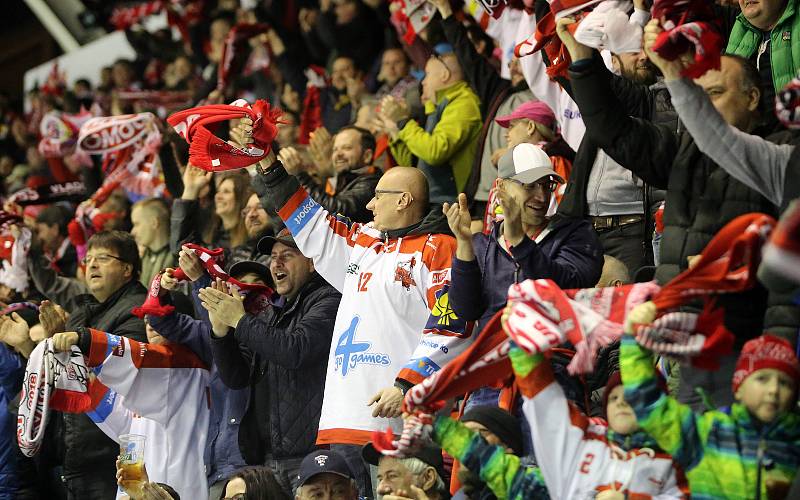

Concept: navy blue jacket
[[148, 306, 248, 487], [450, 215, 603, 334], [0, 345, 23, 499]]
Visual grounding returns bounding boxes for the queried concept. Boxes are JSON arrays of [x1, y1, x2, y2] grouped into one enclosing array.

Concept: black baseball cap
[[257, 227, 298, 255], [361, 442, 445, 480], [228, 260, 273, 288], [296, 450, 356, 488], [462, 406, 524, 456]]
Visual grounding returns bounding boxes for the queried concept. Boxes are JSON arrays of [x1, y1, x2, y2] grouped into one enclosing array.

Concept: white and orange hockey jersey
[[277, 187, 472, 445], [514, 352, 689, 499], [82, 329, 210, 500]]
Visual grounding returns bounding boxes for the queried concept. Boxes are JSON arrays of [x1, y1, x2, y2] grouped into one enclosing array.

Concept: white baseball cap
[[497, 143, 564, 185]]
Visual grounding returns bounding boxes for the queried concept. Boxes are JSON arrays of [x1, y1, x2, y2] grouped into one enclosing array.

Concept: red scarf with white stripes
[[167, 99, 281, 171], [132, 244, 275, 318]]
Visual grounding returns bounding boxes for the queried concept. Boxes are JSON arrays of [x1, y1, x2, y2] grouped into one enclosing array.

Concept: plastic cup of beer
[[119, 434, 146, 496]]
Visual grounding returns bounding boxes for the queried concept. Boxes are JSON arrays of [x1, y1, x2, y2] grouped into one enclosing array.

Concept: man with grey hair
[[362, 443, 447, 500]]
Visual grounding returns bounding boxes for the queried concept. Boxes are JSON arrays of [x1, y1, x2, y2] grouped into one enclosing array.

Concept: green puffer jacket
[[727, 0, 800, 93]]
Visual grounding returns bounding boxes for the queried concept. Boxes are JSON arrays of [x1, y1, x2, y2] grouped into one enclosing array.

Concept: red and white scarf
[[167, 99, 281, 171], [18, 339, 90, 457], [650, 0, 723, 78], [132, 243, 275, 318], [38, 109, 94, 158], [0, 227, 31, 294], [505, 213, 776, 373], [115, 90, 194, 119], [77, 112, 163, 197], [66, 181, 124, 262], [372, 213, 776, 458]]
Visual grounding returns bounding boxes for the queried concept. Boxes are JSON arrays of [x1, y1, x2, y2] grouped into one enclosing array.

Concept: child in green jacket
[[622, 302, 800, 500]]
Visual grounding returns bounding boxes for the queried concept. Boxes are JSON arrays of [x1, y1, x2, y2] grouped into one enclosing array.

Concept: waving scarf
[[38, 109, 94, 158], [505, 213, 775, 374], [515, 10, 584, 81], [9, 181, 86, 206], [373, 213, 775, 457], [132, 243, 275, 318], [776, 75, 800, 129], [167, 99, 281, 171], [0, 227, 31, 293], [18, 339, 90, 457], [650, 0, 723, 78], [77, 112, 164, 198]]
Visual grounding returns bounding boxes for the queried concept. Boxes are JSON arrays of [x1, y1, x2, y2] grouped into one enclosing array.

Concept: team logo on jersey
[[334, 316, 391, 376], [424, 286, 468, 337], [394, 257, 417, 290]]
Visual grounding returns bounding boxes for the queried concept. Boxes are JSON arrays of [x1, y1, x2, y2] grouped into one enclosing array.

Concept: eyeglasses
[[81, 254, 125, 266], [223, 495, 245, 500], [505, 178, 559, 194], [374, 189, 414, 202], [241, 205, 266, 218]]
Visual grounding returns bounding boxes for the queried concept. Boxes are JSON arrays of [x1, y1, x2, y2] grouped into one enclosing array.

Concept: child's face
[[607, 385, 639, 435], [735, 368, 796, 424]]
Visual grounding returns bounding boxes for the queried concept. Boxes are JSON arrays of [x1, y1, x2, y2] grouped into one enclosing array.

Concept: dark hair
[[156, 483, 180, 499], [219, 467, 291, 500], [337, 125, 376, 157], [465, 24, 495, 57], [217, 171, 255, 247], [35, 205, 71, 236], [724, 54, 764, 113], [86, 230, 141, 281]]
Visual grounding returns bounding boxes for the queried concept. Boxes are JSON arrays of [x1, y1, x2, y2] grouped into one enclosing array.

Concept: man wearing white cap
[[446, 142, 603, 335], [445, 142, 603, 410]]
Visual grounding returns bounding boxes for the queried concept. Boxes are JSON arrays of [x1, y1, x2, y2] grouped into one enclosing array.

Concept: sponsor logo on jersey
[[334, 316, 391, 376]]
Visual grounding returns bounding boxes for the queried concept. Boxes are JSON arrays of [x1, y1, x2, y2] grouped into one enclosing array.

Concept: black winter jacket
[[210, 273, 341, 462], [296, 165, 382, 223], [569, 55, 793, 343], [27, 248, 148, 481], [558, 54, 678, 219]]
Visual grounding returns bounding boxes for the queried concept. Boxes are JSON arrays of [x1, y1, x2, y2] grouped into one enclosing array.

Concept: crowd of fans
[[1, 0, 800, 498]]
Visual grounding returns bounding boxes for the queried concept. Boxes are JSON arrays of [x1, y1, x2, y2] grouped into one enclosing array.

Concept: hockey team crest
[[394, 257, 417, 290]]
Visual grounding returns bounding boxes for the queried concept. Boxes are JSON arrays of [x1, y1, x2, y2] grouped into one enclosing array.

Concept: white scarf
[[17, 339, 90, 457]]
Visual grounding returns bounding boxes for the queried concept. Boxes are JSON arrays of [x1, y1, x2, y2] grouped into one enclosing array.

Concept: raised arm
[[510, 347, 590, 498], [666, 77, 790, 207], [433, 415, 548, 499], [253, 160, 363, 291], [620, 303, 704, 471]]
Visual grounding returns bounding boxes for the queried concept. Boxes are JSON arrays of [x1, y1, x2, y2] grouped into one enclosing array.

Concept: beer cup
[[119, 434, 146, 495]]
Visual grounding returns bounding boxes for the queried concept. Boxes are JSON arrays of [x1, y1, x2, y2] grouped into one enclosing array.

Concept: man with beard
[[273, 126, 382, 223]]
